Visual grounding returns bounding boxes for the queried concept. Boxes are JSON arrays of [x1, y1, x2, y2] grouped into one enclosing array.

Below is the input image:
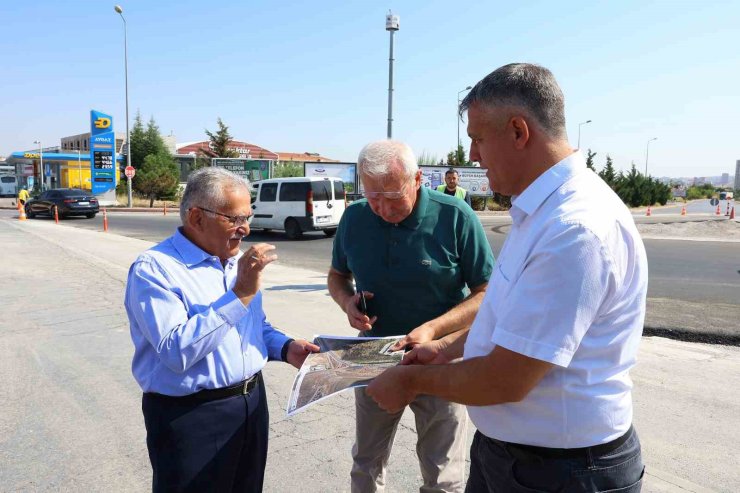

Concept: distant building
[[275, 151, 339, 171], [61, 132, 126, 154], [177, 140, 278, 160], [721, 173, 730, 185], [735, 160, 740, 190]]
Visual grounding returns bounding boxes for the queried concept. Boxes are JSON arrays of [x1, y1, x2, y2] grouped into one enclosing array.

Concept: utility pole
[[385, 11, 399, 138]]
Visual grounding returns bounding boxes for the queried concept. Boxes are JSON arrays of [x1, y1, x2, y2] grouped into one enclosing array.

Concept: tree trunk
[[149, 196, 154, 208]]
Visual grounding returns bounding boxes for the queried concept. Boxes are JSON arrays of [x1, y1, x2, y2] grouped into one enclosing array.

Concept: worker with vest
[[436, 168, 472, 207], [18, 186, 30, 206]]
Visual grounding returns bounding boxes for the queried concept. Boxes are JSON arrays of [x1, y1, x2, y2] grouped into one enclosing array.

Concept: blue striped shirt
[[125, 228, 290, 396]]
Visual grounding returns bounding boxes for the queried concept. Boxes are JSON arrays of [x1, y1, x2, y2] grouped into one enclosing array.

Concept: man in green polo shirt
[[327, 139, 494, 493], [436, 168, 473, 207]]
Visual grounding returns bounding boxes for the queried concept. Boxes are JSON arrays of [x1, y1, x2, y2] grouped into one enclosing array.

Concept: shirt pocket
[[488, 261, 515, 312]]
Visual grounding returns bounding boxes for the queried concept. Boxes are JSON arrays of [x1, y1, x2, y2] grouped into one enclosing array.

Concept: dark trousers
[[466, 427, 644, 492], [142, 378, 269, 493]]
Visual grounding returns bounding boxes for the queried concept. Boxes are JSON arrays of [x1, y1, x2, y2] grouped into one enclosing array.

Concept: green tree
[[686, 183, 715, 200], [144, 117, 168, 157], [585, 149, 597, 171], [446, 143, 470, 167], [205, 118, 239, 158], [598, 154, 618, 188], [125, 112, 173, 196], [417, 150, 439, 167], [614, 163, 645, 207], [135, 152, 180, 207], [273, 162, 303, 178], [129, 110, 147, 169]]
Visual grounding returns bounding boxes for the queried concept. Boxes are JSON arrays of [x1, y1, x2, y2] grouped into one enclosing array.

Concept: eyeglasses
[[193, 207, 253, 226], [362, 182, 411, 200]]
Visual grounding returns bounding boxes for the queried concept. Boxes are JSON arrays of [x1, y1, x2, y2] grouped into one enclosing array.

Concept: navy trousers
[[466, 427, 644, 492], [142, 378, 269, 493]]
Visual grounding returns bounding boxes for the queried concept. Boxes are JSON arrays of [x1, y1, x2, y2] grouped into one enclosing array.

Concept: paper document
[[286, 335, 405, 416]]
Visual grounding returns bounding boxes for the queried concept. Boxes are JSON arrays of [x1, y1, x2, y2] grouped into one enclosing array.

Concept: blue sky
[[2, 0, 738, 178]]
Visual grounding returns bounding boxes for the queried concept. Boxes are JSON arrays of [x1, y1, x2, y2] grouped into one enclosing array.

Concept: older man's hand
[[286, 339, 320, 369], [366, 366, 418, 414]]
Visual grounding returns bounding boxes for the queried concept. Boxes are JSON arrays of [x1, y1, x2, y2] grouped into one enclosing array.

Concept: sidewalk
[[0, 217, 738, 492]]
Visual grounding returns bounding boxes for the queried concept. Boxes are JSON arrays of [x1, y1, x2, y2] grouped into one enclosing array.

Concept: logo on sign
[[94, 117, 111, 129]]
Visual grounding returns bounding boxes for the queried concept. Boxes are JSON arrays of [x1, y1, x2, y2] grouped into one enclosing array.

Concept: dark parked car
[[25, 188, 99, 219]]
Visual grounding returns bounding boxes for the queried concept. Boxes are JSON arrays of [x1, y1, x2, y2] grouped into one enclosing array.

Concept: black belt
[[490, 425, 634, 461], [147, 372, 261, 403]]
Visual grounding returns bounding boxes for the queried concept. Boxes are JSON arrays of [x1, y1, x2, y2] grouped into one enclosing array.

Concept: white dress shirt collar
[[510, 152, 586, 224]]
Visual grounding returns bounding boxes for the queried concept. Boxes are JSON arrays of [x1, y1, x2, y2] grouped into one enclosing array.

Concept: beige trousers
[[351, 388, 467, 493]]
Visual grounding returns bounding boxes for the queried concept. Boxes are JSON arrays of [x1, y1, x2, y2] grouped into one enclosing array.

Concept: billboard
[[212, 158, 271, 182], [304, 162, 357, 192], [357, 165, 492, 197], [420, 165, 492, 197], [89, 110, 117, 195]]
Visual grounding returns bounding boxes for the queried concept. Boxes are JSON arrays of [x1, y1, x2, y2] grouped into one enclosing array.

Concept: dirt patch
[[638, 219, 740, 241]]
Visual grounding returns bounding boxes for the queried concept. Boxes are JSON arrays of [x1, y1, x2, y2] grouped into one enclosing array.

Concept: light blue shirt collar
[[172, 227, 239, 268]]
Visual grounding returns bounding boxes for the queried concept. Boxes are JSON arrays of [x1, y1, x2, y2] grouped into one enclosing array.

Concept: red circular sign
[[124, 166, 135, 178]]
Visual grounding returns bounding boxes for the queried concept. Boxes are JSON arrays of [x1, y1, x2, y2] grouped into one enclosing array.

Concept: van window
[[260, 183, 278, 202], [279, 182, 310, 201], [333, 180, 346, 200], [1, 176, 16, 183], [312, 180, 332, 202]]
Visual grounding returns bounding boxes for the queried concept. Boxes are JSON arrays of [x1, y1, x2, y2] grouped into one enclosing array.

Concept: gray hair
[[357, 140, 418, 180], [180, 167, 251, 223], [459, 63, 567, 139]]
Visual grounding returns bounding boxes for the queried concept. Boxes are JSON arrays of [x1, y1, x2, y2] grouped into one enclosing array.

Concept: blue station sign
[[90, 110, 116, 195]]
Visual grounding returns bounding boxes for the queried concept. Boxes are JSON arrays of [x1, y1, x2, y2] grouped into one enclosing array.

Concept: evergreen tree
[[585, 149, 597, 171], [205, 118, 239, 158], [144, 117, 168, 158], [598, 154, 618, 188], [135, 152, 180, 207], [446, 143, 470, 167], [129, 111, 147, 169]]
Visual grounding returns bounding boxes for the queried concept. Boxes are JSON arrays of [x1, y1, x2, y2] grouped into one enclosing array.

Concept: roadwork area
[[1, 217, 738, 491], [638, 218, 740, 241]]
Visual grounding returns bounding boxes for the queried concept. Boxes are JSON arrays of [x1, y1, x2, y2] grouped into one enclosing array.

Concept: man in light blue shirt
[[125, 167, 318, 492]]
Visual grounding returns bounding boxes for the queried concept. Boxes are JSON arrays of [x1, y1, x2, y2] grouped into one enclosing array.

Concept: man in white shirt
[[367, 63, 647, 492]]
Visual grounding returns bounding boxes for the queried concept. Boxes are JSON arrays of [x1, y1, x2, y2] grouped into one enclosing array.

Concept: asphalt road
[[4, 208, 739, 340]]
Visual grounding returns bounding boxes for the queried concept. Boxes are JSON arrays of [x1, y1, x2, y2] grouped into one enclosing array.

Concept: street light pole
[[577, 119, 592, 149], [115, 5, 133, 208], [34, 140, 43, 192], [385, 11, 399, 139], [645, 137, 658, 176], [457, 86, 472, 150]]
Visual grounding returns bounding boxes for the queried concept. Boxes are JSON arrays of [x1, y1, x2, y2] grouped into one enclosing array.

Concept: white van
[[0, 175, 18, 197], [250, 177, 346, 239]]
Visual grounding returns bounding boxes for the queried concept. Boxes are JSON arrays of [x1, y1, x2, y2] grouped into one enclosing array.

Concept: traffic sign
[[710, 198, 719, 206], [125, 166, 135, 179]]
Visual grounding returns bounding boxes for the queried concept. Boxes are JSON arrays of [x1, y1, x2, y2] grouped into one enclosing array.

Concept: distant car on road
[[25, 188, 99, 219]]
